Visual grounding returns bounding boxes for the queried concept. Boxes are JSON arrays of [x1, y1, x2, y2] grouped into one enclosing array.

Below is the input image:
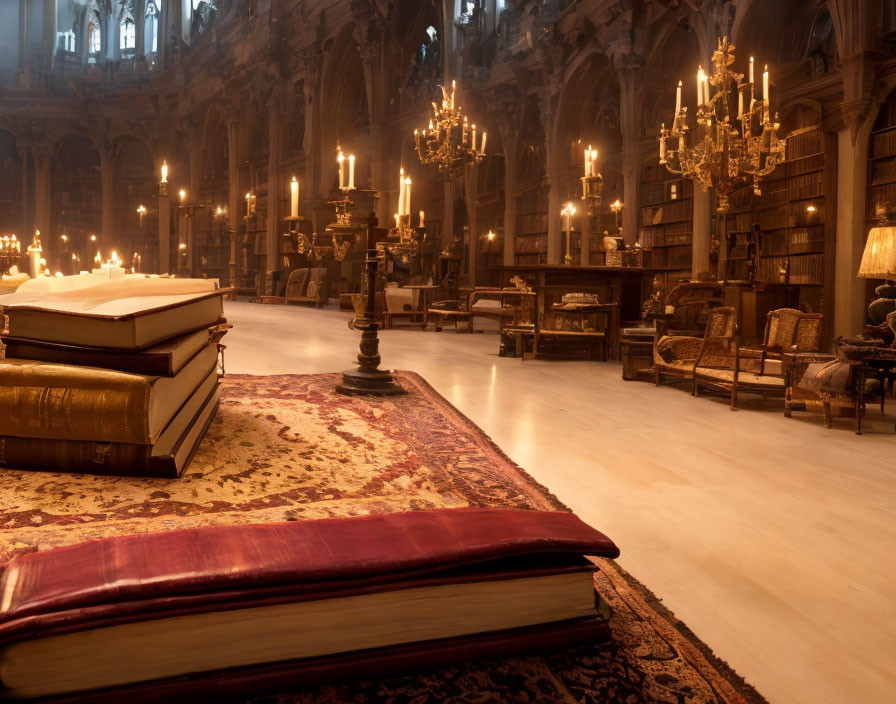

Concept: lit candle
[[160, 160, 168, 183], [659, 125, 666, 162], [290, 176, 299, 218], [419, 210, 425, 228], [697, 67, 704, 106], [738, 88, 743, 118], [404, 178, 412, 218], [584, 146, 591, 177], [675, 80, 682, 117], [749, 56, 755, 104], [337, 151, 345, 190], [348, 155, 356, 190], [179, 189, 186, 202], [450, 79, 456, 110], [480, 131, 486, 154], [471, 124, 477, 151], [763, 65, 769, 105], [398, 168, 405, 215], [394, 213, 400, 229]]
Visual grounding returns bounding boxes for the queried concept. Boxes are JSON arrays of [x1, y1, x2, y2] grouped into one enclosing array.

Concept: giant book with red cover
[[0, 508, 620, 701]]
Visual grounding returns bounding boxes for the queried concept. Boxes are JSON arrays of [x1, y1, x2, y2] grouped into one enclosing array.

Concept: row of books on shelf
[[639, 199, 693, 227], [872, 127, 896, 160], [639, 179, 693, 207], [638, 227, 692, 247], [761, 227, 825, 256], [515, 253, 547, 265], [517, 213, 549, 234], [786, 153, 825, 177], [757, 253, 824, 285], [867, 181, 896, 218], [871, 158, 896, 185], [755, 206, 825, 230], [786, 130, 825, 160], [515, 234, 548, 254], [788, 171, 824, 200]]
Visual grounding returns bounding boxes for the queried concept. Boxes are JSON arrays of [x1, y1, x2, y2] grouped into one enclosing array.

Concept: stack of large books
[[0, 279, 230, 478]]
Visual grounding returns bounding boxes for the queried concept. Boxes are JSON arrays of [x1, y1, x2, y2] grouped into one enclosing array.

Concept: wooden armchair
[[665, 282, 724, 336], [654, 307, 736, 387], [286, 267, 329, 307], [693, 308, 823, 410]]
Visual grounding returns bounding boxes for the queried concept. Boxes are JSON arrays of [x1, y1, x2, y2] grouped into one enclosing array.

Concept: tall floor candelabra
[[336, 213, 406, 396]]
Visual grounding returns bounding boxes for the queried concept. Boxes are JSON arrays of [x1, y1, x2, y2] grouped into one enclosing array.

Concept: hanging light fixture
[[414, 80, 487, 177]]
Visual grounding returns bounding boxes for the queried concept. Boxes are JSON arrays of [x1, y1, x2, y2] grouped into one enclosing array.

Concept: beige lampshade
[[858, 226, 896, 279]]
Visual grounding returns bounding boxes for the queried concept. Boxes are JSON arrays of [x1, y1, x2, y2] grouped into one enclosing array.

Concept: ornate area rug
[[0, 372, 767, 704]]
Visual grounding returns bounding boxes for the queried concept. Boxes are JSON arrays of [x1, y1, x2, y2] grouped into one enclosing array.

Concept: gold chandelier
[[414, 80, 487, 177], [659, 37, 785, 214]]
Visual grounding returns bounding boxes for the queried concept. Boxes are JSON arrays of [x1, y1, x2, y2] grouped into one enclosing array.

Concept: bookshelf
[[717, 127, 830, 292], [865, 91, 896, 305], [515, 185, 548, 265], [0, 134, 22, 237], [638, 163, 694, 289]]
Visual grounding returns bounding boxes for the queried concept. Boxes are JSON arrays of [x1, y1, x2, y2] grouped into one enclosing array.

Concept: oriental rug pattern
[[0, 372, 767, 704]]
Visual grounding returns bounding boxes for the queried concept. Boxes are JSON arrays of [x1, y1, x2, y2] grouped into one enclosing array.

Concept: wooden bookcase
[[515, 185, 548, 265], [865, 92, 896, 305], [638, 163, 694, 289], [717, 126, 835, 339]]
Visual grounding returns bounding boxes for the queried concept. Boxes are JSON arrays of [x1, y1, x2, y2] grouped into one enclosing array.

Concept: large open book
[[0, 509, 620, 700], [0, 344, 219, 444]]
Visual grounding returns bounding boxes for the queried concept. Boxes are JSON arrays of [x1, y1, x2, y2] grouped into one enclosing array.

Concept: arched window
[[120, 17, 136, 51], [145, 2, 159, 53], [88, 22, 101, 54]]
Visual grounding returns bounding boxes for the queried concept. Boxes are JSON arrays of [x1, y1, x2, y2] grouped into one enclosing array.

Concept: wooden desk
[[404, 284, 440, 328]]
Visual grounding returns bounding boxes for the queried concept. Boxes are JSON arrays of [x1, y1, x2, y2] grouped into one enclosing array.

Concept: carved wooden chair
[[693, 308, 823, 410], [284, 268, 309, 303], [654, 307, 736, 388]]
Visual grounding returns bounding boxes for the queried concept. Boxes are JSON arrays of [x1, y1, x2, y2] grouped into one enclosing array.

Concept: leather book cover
[[0, 509, 619, 635], [0, 382, 220, 479], [0, 509, 618, 700], [0, 344, 218, 444], [1, 322, 230, 377]]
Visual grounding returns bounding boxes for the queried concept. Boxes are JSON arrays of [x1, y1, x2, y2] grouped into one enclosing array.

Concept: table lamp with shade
[[858, 225, 896, 324]]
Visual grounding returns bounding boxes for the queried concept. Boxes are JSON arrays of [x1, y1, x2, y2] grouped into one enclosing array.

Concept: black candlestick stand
[[336, 213, 406, 396]]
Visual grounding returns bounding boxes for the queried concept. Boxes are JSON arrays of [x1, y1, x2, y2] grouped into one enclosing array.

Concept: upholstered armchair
[[694, 308, 823, 410], [284, 269, 309, 302], [654, 307, 736, 387]]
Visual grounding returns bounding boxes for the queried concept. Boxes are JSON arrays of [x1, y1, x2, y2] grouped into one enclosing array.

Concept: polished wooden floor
[[224, 301, 896, 704]]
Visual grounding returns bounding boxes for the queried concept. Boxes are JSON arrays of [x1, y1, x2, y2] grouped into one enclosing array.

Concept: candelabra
[[324, 194, 366, 262], [561, 202, 577, 266], [0, 235, 22, 273], [659, 37, 785, 215], [580, 145, 603, 205], [414, 80, 487, 177], [380, 213, 425, 264]]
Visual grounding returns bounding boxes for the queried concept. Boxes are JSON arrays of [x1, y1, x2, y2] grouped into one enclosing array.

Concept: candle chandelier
[[322, 148, 366, 262], [414, 80, 487, 177], [659, 37, 785, 214], [380, 168, 422, 262]]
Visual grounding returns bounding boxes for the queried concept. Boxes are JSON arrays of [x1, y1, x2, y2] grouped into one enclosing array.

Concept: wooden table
[[404, 284, 440, 328], [535, 303, 619, 361]]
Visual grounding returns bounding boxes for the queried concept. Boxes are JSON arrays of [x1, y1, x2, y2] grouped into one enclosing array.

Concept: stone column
[[226, 114, 241, 294], [618, 67, 641, 247], [158, 177, 171, 273], [18, 144, 31, 243], [463, 165, 479, 286], [546, 144, 562, 265], [32, 143, 51, 246], [503, 136, 518, 267], [692, 185, 711, 279], [100, 146, 115, 256], [43, 0, 56, 61], [834, 122, 874, 337], [18, 0, 29, 80], [442, 178, 456, 253], [266, 100, 282, 294]]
